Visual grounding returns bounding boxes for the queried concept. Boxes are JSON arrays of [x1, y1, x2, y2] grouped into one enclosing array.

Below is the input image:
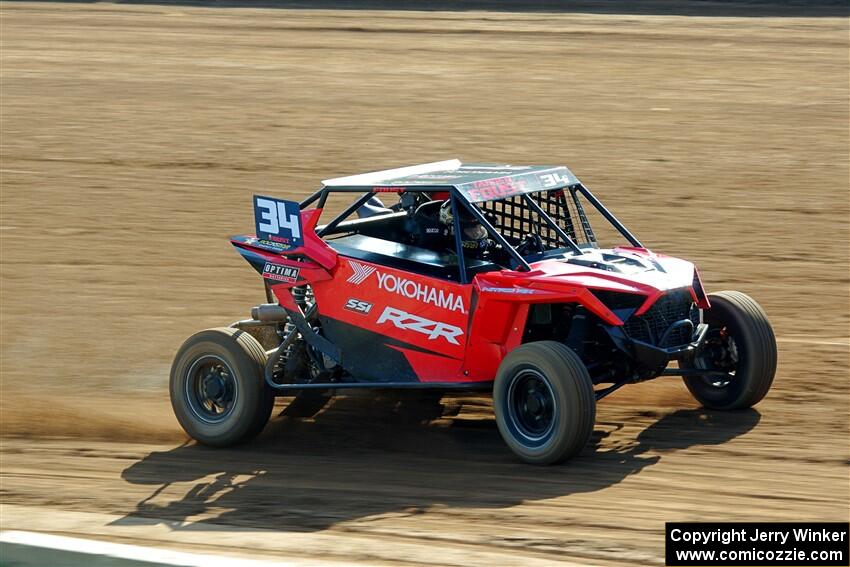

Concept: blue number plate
[[253, 195, 304, 250]]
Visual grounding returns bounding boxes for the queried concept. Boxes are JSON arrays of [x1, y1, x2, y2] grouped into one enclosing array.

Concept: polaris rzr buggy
[[170, 160, 777, 464]]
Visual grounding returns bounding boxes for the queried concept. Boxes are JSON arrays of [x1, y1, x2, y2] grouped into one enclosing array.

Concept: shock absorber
[[292, 285, 308, 308]]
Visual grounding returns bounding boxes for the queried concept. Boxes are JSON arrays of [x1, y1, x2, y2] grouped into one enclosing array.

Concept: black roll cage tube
[[520, 193, 584, 255], [451, 188, 532, 275], [573, 185, 642, 248], [448, 190, 469, 283], [299, 183, 643, 282]]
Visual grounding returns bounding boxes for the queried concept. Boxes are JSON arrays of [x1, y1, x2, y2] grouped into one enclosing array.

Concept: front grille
[[623, 290, 698, 347]]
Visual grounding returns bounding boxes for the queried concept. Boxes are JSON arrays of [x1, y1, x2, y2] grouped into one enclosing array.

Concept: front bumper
[[605, 322, 710, 375]]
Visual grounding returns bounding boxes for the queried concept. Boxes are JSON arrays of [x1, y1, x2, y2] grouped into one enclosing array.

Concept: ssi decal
[[253, 196, 303, 250]]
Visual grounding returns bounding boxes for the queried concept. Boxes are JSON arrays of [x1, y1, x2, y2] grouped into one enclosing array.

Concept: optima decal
[[377, 272, 466, 313], [262, 262, 300, 283], [376, 307, 464, 345]]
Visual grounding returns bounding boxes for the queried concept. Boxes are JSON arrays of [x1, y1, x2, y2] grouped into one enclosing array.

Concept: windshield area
[[458, 188, 598, 268], [324, 183, 636, 278], [478, 188, 596, 249]]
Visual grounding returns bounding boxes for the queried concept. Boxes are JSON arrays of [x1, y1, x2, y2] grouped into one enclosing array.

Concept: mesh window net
[[477, 189, 597, 249]]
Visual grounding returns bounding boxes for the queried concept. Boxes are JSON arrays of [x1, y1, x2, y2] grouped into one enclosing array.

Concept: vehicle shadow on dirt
[[116, 395, 760, 532]]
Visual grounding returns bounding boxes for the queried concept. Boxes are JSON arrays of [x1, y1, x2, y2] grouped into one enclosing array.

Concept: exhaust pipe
[[251, 303, 288, 322]]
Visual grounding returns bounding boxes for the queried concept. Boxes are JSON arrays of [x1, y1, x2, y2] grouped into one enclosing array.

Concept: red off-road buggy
[[170, 160, 777, 464]]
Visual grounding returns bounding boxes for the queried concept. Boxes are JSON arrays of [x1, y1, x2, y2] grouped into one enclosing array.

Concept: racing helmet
[[439, 200, 489, 251]]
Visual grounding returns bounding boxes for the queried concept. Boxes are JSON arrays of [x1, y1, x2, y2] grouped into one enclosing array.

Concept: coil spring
[[275, 285, 315, 377], [291, 285, 314, 308]]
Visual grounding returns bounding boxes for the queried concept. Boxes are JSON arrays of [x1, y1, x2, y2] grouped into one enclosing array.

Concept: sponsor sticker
[[456, 168, 578, 202], [481, 287, 540, 294], [377, 272, 466, 314], [464, 176, 527, 202], [262, 262, 300, 283], [344, 298, 373, 315], [346, 261, 467, 314], [376, 306, 464, 345], [347, 260, 377, 285]]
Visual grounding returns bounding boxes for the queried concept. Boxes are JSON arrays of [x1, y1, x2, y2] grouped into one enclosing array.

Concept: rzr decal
[[262, 262, 300, 283], [344, 298, 373, 315], [376, 306, 464, 345], [347, 260, 377, 284]]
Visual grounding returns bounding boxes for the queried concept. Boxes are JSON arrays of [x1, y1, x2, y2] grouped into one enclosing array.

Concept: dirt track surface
[[1, 3, 848, 565]]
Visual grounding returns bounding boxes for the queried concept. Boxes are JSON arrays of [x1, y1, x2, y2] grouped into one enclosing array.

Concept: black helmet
[[439, 201, 488, 251]]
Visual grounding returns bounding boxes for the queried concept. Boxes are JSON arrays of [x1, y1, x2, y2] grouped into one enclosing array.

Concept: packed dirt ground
[[1, 3, 848, 565]]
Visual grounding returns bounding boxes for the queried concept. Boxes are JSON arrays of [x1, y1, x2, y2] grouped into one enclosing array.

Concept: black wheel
[[170, 327, 274, 446], [494, 341, 595, 465], [682, 291, 777, 410]]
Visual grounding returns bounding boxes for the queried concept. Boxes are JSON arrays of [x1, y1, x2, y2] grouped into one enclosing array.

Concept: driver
[[438, 200, 490, 256]]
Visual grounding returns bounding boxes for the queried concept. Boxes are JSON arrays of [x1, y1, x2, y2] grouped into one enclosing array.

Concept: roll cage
[[299, 161, 644, 284]]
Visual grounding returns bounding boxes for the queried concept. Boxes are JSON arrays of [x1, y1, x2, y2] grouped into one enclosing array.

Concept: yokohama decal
[[347, 260, 377, 285], [377, 273, 466, 313], [346, 260, 466, 313], [376, 307, 464, 345]]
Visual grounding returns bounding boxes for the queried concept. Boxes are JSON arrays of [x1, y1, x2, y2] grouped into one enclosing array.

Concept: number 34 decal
[[539, 172, 574, 188], [253, 195, 304, 248]]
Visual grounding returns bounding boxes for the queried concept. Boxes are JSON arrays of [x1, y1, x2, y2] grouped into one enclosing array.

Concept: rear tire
[[170, 327, 274, 446], [494, 341, 596, 465], [682, 291, 777, 410]]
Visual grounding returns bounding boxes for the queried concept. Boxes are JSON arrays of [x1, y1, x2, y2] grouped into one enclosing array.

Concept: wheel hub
[[202, 372, 225, 400], [526, 391, 545, 415], [507, 369, 556, 443], [694, 327, 740, 387], [185, 355, 238, 423]]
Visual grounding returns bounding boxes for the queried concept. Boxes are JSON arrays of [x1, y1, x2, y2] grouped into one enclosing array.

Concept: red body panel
[[312, 257, 471, 368], [233, 209, 705, 384]]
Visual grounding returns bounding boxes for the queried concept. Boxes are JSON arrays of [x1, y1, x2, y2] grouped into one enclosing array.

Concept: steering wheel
[[516, 233, 546, 257]]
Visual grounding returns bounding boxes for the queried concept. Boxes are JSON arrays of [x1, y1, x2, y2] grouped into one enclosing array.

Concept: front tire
[[683, 291, 777, 410], [170, 327, 274, 446], [494, 341, 596, 465]]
